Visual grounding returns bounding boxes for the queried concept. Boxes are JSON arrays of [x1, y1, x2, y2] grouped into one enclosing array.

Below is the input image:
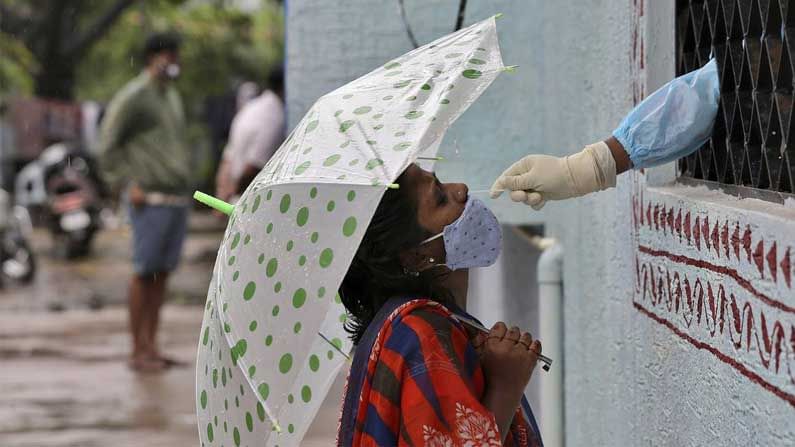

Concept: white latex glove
[[490, 141, 617, 210]]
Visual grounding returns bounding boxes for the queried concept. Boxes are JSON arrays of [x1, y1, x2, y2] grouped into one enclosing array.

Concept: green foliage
[[2, 0, 282, 186], [2, 0, 283, 108], [74, 0, 284, 187], [76, 0, 284, 113], [0, 31, 37, 95]]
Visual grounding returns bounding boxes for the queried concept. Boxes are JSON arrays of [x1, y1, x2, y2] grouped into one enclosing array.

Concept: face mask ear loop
[[421, 232, 444, 245]]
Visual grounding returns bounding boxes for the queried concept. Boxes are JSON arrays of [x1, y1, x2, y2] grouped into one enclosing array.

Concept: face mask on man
[[420, 197, 502, 271], [165, 63, 181, 80]]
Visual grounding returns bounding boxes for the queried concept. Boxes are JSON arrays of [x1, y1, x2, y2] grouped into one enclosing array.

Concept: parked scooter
[[38, 143, 104, 258], [0, 188, 35, 286]]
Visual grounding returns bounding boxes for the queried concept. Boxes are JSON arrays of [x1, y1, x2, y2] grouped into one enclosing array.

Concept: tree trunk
[[18, 0, 138, 100], [34, 57, 77, 101]]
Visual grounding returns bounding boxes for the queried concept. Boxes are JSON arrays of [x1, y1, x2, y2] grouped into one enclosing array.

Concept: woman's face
[[399, 164, 468, 270]]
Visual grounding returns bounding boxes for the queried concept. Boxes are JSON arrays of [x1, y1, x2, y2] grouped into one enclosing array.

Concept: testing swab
[[452, 315, 553, 372], [468, 189, 504, 195]]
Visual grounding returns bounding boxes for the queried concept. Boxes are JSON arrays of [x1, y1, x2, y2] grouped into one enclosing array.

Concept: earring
[[428, 257, 436, 264]]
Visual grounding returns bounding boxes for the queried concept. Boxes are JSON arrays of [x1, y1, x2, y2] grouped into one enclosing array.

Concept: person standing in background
[[97, 33, 193, 372], [215, 67, 285, 203]]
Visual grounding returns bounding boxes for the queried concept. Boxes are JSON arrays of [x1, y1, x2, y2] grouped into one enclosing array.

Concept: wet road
[[0, 212, 341, 446]]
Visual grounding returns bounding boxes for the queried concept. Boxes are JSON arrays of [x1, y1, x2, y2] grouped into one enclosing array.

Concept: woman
[[337, 163, 544, 446]]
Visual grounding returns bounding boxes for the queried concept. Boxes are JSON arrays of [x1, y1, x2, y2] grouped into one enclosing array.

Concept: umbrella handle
[[193, 191, 234, 216]]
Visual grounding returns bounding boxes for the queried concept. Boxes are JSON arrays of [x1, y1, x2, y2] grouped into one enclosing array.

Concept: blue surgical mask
[[613, 58, 719, 168], [421, 197, 502, 271]]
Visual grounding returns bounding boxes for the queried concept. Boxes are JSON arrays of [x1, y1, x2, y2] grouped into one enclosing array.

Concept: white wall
[[286, 0, 555, 224], [556, 2, 795, 446], [287, 1, 795, 445]]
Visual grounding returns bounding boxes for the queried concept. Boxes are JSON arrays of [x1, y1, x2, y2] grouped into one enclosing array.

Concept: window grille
[[676, 0, 795, 196]]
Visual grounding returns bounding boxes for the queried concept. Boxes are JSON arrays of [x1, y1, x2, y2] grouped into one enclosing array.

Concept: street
[[0, 212, 342, 446]]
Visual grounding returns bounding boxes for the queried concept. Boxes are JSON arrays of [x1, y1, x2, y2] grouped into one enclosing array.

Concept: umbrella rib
[[350, 119, 394, 181], [283, 112, 313, 181], [318, 331, 351, 360], [252, 177, 397, 188]]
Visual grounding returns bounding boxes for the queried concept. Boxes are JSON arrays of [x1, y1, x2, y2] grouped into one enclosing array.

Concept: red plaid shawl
[[337, 298, 542, 446]]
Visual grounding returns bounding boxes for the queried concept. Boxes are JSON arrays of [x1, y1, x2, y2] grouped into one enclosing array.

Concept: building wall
[[558, 2, 795, 445], [287, 1, 795, 445], [286, 0, 562, 224]]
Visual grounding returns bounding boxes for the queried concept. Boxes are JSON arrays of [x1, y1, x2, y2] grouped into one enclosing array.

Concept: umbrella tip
[[193, 191, 234, 216], [494, 13, 504, 19], [503, 65, 519, 73]]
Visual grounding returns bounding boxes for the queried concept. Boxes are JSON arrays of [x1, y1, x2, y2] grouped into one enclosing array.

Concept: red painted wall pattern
[[632, 189, 795, 407], [628, 2, 794, 406]]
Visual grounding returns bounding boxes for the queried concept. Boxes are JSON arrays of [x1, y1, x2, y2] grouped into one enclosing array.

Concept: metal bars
[[677, 0, 795, 194]]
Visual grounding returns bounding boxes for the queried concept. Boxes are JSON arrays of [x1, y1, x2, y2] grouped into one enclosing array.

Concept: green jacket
[[97, 72, 192, 195]]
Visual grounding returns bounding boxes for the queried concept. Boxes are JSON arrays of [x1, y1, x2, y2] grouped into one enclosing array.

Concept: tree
[[1, 0, 284, 186], [0, 0, 141, 100], [0, 30, 37, 95], [72, 0, 284, 188], [76, 0, 284, 111]]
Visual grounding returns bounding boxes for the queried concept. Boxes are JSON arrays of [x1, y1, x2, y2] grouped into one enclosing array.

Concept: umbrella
[[195, 15, 511, 446]]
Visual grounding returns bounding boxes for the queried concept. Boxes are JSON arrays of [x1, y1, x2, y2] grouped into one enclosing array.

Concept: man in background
[[97, 33, 193, 372], [215, 67, 285, 203]]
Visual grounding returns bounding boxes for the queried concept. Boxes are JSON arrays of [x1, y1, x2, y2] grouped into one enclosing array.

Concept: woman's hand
[[480, 322, 541, 394], [475, 322, 542, 442]]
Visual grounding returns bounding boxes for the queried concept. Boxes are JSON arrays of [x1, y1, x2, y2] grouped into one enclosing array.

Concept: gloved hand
[[490, 141, 616, 210]]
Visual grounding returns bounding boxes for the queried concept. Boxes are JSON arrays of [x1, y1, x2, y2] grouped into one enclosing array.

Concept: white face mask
[[165, 63, 181, 79], [421, 197, 502, 271]]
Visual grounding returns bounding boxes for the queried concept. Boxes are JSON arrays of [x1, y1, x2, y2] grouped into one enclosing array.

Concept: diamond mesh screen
[[676, 0, 795, 194]]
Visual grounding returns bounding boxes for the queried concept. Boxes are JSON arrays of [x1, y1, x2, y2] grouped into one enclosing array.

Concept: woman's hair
[[339, 170, 451, 344]]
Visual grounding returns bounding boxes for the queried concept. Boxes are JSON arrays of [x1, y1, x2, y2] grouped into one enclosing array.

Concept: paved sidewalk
[[0, 305, 344, 446], [0, 212, 343, 446]]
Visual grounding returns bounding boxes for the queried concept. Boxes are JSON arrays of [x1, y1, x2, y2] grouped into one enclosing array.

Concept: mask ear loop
[[408, 260, 449, 275], [404, 234, 446, 276], [421, 232, 444, 245], [417, 230, 447, 272]]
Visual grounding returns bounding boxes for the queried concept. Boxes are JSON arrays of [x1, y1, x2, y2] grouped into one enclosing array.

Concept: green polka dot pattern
[[195, 15, 505, 447]]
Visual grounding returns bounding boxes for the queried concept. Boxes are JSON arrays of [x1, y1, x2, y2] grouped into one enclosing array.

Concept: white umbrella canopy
[[196, 15, 509, 447]]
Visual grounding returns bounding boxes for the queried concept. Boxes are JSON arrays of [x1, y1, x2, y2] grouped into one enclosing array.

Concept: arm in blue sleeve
[[612, 58, 720, 169]]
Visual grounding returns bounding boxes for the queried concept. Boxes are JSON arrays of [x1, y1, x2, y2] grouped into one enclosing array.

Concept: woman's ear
[[399, 238, 445, 273], [398, 248, 425, 273]]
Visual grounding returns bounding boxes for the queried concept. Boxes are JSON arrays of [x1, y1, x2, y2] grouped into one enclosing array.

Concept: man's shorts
[[129, 204, 188, 275]]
